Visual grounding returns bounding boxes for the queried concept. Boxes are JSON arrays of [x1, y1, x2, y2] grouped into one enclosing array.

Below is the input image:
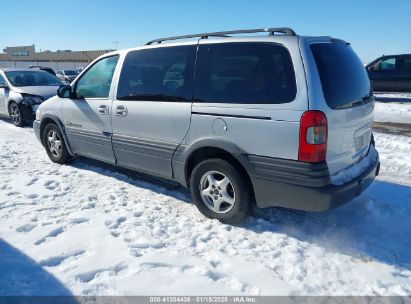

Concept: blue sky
[[1, 0, 410, 63]]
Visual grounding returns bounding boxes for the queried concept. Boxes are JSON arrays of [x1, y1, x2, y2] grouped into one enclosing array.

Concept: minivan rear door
[[111, 44, 196, 179], [303, 39, 375, 176]]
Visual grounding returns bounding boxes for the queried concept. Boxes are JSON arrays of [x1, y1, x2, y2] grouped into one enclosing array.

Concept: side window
[[379, 57, 396, 71], [0, 74, 5, 84], [75, 55, 119, 98], [195, 43, 296, 104], [400, 57, 411, 72], [116, 45, 196, 101]]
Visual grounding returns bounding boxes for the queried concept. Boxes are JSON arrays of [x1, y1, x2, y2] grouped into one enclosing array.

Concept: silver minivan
[[34, 28, 380, 223]]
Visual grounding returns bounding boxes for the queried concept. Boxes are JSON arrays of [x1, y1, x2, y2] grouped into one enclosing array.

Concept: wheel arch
[[39, 114, 74, 156], [173, 139, 255, 194]]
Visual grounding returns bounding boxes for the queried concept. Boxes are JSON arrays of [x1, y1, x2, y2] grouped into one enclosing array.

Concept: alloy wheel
[[47, 130, 62, 158], [199, 170, 236, 213], [9, 104, 21, 125]]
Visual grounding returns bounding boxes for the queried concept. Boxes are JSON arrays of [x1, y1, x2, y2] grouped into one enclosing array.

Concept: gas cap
[[211, 118, 228, 136]]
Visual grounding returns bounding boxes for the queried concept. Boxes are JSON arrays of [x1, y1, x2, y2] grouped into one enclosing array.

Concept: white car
[[0, 68, 61, 127]]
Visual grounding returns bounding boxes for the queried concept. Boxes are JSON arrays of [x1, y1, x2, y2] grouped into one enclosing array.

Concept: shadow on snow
[[0, 239, 72, 296]]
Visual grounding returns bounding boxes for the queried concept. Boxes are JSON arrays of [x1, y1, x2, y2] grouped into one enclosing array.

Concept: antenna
[[111, 41, 123, 50]]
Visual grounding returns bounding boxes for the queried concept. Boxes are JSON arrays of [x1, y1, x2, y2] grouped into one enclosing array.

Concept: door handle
[[98, 105, 109, 115], [116, 105, 128, 116]]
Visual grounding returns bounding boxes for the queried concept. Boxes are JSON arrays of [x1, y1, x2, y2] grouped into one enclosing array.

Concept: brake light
[[298, 111, 328, 163]]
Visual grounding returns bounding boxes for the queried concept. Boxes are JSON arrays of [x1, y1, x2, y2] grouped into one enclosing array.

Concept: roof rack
[[146, 28, 296, 45]]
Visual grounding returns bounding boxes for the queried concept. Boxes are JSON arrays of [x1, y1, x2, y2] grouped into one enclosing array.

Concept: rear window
[[195, 43, 296, 104], [311, 43, 372, 109]]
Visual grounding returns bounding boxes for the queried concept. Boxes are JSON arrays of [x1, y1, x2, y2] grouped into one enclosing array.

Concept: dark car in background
[[366, 54, 411, 92]]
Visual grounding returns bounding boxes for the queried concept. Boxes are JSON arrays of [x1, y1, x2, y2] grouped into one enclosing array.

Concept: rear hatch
[[309, 41, 374, 175]]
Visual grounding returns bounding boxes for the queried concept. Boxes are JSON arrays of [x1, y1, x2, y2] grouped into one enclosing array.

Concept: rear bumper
[[249, 148, 380, 211]]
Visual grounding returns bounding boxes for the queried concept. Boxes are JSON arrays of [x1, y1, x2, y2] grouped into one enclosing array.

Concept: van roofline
[[97, 34, 348, 60], [145, 28, 297, 45], [116, 35, 298, 55]]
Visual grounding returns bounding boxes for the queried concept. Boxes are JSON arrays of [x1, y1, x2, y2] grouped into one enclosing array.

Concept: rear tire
[[42, 123, 70, 164], [190, 158, 252, 224], [8, 102, 24, 127]]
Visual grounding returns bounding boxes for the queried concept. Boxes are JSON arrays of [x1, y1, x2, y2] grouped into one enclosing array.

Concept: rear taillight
[[298, 110, 328, 163]]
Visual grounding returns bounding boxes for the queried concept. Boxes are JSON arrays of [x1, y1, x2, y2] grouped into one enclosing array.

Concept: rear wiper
[[352, 99, 365, 107], [335, 95, 373, 109], [359, 95, 374, 105]]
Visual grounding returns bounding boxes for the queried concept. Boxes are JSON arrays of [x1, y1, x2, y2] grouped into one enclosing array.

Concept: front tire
[[190, 158, 253, 224], [42, 123, 70, 164], [8, 102, 24, 127]]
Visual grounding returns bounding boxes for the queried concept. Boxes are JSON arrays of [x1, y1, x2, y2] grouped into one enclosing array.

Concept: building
[[0, 45, 113, 71]]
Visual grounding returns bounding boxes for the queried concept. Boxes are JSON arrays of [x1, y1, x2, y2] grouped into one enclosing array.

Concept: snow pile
[[330, 145, 378, 186], [0, 120, 411, 296], [374, 101, 411, 124]]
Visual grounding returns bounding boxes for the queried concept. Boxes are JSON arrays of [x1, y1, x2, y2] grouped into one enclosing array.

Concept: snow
[[373, 132, 411, 187], [374, 92, 411, 102], [1, 119, 411, 296], [373, 93, 411, 124], [374, 102, 411, 124], [330, 144, 378, 186]]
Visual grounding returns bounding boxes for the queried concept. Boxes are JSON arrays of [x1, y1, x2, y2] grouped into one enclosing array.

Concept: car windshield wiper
[[118, 93, 189, 102]]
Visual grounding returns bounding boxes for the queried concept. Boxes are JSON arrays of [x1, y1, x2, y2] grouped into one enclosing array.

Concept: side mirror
[[57, 85, 74, 98], [368, 66, 375, 72], [0, 82, 8, 89]]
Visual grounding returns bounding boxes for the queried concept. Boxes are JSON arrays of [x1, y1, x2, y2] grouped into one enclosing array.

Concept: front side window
[[117, 45, 196, 101], [379, 57, 396, 71], [194, 43, 296, 104], [75, 55, 119, 99], [5, 71, 61, 87]]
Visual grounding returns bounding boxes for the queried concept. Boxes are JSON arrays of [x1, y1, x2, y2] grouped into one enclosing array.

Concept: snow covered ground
[[374, 102, 411, 124], [374, 92, 411, 103], [0, 119, 411, 296], [374, 93, 411, 124]]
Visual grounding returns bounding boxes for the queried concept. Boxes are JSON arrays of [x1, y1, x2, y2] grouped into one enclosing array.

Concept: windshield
[[5, 70, 62, 87], [64, 70, 77, 76], [311, 43, 372, 109]]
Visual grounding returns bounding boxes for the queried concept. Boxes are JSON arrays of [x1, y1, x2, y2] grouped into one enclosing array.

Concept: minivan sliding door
[[111, 45, 196, 178]]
